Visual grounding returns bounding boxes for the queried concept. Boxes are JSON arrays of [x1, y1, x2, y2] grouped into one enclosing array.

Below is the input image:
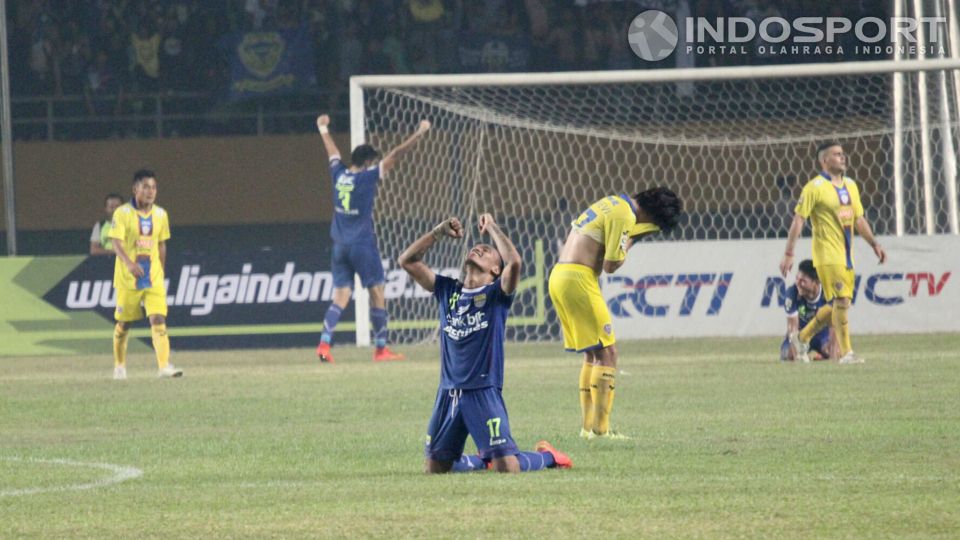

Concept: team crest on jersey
[[603, 324, 612, 335], [839, 192, 850, 205], [473, 294, 487, 308], [834, 280, 844, 293], [139, 215, 153, 236]]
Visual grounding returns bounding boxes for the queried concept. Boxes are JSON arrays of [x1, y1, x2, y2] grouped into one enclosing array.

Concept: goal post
[[350, 58, 960, 346]]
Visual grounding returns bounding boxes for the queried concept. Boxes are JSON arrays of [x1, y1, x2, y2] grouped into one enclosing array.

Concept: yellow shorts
[[115, 286, 168, 322], [548, 263, 615, 352], [818, 264, 855, 302]]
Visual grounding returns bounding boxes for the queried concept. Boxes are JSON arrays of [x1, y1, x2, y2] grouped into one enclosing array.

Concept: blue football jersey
[[433, 274, 514, 390], [329, 157, 379, 244], [784, 284, 828, 329]]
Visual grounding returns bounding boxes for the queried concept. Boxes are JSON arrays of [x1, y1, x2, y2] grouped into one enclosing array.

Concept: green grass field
[[2, 334, 959, 538]]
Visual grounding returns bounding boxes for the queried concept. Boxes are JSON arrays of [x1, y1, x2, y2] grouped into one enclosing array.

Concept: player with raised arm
[[781, 259, 834, 363], [780, 142, 886, 365], [398, 213, 572, 474], [109, 169, 181, 379], [314, 114, 430, 363], [549, 188, 682, 439]]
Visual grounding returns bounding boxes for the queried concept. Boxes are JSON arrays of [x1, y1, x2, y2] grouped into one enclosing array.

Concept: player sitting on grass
[[782, 259, 835, 362], [398, 213, 571, 473]]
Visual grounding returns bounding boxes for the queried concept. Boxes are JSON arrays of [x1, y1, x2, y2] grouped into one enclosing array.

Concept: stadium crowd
[[8, 0, 889, 140]]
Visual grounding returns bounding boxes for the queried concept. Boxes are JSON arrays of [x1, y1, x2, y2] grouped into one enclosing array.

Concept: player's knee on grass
[[489, 455, 520, 473], [425, 459, 454, 474]]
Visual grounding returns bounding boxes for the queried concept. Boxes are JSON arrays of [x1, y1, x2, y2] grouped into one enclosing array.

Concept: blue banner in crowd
[[226, 26, 316, 102]]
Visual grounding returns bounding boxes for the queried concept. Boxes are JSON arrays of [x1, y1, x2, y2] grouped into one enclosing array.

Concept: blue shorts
[[331, 241, 385, 289], [780, 329, 831, 360], [424, 386, 519, 463]]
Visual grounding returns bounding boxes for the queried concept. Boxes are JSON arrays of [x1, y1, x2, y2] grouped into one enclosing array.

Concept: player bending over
[[314, 114, 430, 363], [781, 259, 835, 362], [398, 213, 571, 473], [549, 188, 683, 439]]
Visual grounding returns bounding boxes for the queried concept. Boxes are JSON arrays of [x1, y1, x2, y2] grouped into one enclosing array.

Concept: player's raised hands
[[433, 217, 463, 240], [478, 213, 496, 234], [316, 114, 330, 131], [417, 120, 431, 133]]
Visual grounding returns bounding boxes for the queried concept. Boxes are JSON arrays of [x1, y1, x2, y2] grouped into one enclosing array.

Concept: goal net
[[353, 59, 960, 345]]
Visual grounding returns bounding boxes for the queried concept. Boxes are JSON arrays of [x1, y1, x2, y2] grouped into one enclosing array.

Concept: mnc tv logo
[[762, 271, 951, 307]]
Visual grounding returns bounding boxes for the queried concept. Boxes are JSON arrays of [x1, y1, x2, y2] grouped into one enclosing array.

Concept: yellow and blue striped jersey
[[109, 203, 171, 290], [572, 194, 659, 262], [795, 173, 864, 269]]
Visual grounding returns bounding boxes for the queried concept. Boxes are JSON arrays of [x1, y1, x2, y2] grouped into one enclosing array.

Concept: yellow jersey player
[[109, 169, 182, 379], [549, 188, 682, 439], [780, 142, 887, 364]]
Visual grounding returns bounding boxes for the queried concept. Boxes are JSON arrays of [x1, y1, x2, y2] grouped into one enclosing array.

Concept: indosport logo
[[628, 10, 679, 61], [628, 12, 946, 61]]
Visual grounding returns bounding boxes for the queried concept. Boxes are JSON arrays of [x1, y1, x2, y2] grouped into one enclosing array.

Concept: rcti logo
[[762, 272, 951, 307], [605, 272, 733, 317]]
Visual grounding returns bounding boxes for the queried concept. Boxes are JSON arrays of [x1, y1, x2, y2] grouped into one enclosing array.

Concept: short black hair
[[634, 186, 683, 232], [798, 259, 818, 281], [104, 193, 124, 204], [351, 145, 380, 167], [816, 141, 842, 162], [133, 169, 156, 184]]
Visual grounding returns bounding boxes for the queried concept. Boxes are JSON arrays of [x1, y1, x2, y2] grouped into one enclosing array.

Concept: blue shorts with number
[[331, 240, 385, 289], [424, 386, 519, 462]]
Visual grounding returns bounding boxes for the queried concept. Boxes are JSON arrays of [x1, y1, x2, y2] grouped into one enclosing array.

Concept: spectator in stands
[[85, 49, 124, 138], [130, 20, 161, 93], [90, 193, 124, 256]]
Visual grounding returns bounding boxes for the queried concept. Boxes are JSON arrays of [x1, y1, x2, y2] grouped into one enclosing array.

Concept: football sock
[[113, 322, 128, 367], [579, 361, 594, 432], [517, 451, 555, 471], [832, 301, 852, 355], [799, 305, 833, 342], [320, 304, 343, 345], [151, 323, 170, 369], [451, 454, 486, 472], [590, 365, 617, 434], [371, 307, 389, 349]]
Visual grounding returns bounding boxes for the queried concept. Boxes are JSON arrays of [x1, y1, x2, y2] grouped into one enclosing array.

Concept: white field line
[[0, 457, 143, 497]]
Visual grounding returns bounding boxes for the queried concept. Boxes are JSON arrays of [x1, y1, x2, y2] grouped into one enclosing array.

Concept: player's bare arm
[[159, 241, 166, 270], [112, 238, 144, 278], [381, 120, 431, 175], [780, 214, 806, 277], [398, 217, 463, 292], [478, 213, 522, 295], [854, 216, 886, 263], [602, 258, 625, 275], [316, 114, 341, 159]]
